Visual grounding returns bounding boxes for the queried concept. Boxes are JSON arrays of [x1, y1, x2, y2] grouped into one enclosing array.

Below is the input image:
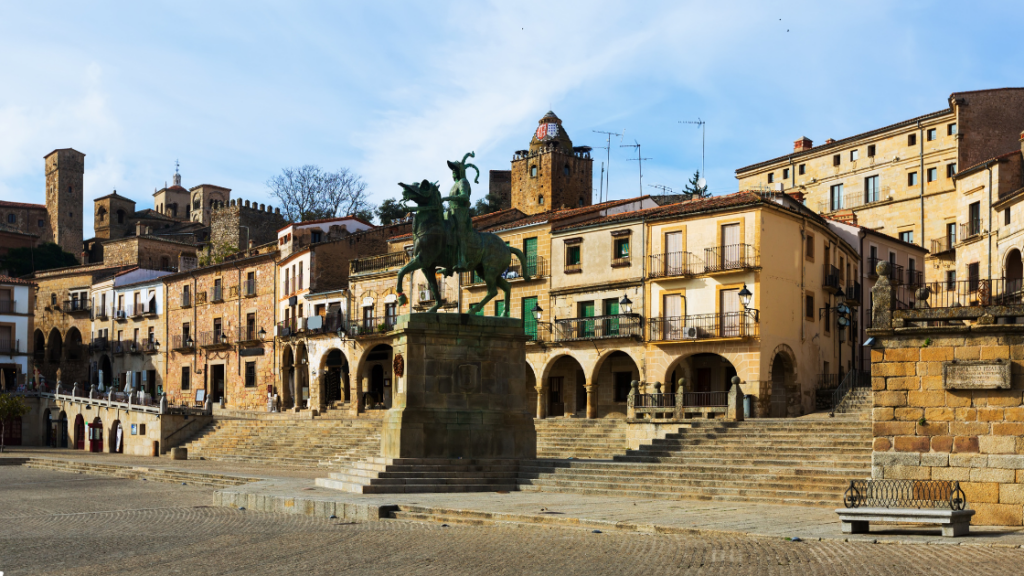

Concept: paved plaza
[[3, 466, 1024, 576]]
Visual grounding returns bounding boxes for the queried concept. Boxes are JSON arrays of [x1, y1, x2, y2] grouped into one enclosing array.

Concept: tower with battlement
[[43, 148, 85, 258], [510, 112, 593, 215], [210, 198, 286, 251]]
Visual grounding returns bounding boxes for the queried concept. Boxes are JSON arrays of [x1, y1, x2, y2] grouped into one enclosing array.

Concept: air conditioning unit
[[419, 289, 432, 302], [681, 325, 699, 339]]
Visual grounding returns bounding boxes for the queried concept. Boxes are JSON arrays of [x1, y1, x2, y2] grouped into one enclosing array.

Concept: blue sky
[[1, 1, 1022, 237]]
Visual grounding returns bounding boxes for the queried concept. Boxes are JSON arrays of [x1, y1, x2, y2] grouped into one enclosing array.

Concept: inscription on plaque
[[942, 361, 1010, 390]]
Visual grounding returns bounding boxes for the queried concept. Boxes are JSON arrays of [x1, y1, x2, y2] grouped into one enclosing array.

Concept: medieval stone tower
[[510, 111, 593, 215], [44, 148, 85, 259]]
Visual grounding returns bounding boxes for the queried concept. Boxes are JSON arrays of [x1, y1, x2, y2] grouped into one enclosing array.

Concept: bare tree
[[266, 165, 372, 223]]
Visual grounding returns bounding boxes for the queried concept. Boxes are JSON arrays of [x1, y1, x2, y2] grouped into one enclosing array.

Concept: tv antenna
[[648, 184, 673, 194], [679, 118, 706, 187], [593, 129, 622, 202], [621, 139, 651, 197]]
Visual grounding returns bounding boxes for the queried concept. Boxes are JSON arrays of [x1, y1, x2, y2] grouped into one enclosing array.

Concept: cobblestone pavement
[[4, 467, 1024, 576]]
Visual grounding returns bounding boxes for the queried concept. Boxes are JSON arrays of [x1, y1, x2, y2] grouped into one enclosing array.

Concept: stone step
[[316, 477, 519, 494], [514, 483, 840, 507]]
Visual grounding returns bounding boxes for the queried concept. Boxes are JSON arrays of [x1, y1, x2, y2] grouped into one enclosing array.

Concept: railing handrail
[[831, 369, 867, 416], [350, 251, 411, 275], [703, 243, 758, 272], [554, 314, 643, 341], [648, 311, 758, 341]]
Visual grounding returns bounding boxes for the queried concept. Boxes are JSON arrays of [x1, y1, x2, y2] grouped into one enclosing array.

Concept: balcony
[[114, 308, 129, 321], [554, 314, 643, 342], [0, 300, 15, 314], [131, 304, 145, 318], [141, 302, 157, 317], [88, 338, 108, 353], [64, 299, 90, 314], [845, 282, 862, 306], [611, 256, 631, 268], [961, 219, 982, 242], [906, 269, 924, 287], [930, 237, 955, 256], [350, 251, 411, 276], [348, 316, 398, 337], [0, 339, 19, 354], [172, 335, 195, 352], [111, 340, 127, 356], [127, 340, 142, 355], [93, 306, 108, 320], [648, 252, 703, 278], [822, 264, 840, 293], [648, 312, 759, 342], [461, 255, 548, 285], [199, 330, 232, 349], [236, 326, 262, 345], [703, 244, 758, 273], [525, 323, 553, 343], [563, 262, 582, 274], [181, 293, 192, 308], [276, 319, 296, 338], [141, 339, 159, 354], [242, 279, 257, 297], [210, 286, 224, 303]]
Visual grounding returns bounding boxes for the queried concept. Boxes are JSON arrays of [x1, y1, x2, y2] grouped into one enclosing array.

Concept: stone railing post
[[71, 383, 78, 398], [871, 260, 894, 330], [204, 395, 212, 414], [627, 379, 638, 419], [727, 376, 744, 421], [674, 377, 686, 420]]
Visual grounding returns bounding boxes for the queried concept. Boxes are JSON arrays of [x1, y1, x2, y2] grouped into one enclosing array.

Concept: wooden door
[[663, 294, 682, 340], [721, 224, 740, 268], [665, 231, 683, 275], [720, 288, 741, 337]]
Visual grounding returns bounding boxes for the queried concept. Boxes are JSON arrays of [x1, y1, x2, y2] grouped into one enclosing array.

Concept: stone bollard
[[627, 380, 639, 419], [727, 376, 744, 421], [159, 395, 168, 414], [71, 383, 78, 397], [674, 377, 686, 420]]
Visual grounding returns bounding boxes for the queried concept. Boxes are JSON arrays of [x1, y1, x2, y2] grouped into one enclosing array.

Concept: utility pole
[[680, 118, 706, 183], [593, 129, 622, 202], [621, 140, 651, 197]]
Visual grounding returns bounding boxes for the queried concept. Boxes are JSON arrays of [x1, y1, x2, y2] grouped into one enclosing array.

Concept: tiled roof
[[552, 192, 766, 232], [0, 200, 46, 210], [277, 214, 374, 233], [482, 197, 649, 233], [954, 149, 1021, 179], [0, 274, 37, 286], [95, 190, 134, 202], [735, 108, 953, 174]]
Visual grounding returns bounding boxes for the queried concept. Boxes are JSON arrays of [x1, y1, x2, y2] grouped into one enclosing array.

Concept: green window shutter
[[522, 297, 538, 338], [618, 239, 629, 258], [495, 300, 505, 317], [603, 298, 619, 336], [523, 237, 538, 276], [603, 299, 618, 316]]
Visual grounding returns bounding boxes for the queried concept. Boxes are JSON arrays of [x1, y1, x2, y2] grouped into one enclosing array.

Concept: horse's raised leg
[[396, 255, 422, 306], [425, 267, 444, 314], [470, 267, 500, 316], [497, 276, 513, 317]]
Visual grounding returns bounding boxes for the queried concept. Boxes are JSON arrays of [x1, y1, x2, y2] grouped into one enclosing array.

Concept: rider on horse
[[442, 152, 479, 276]]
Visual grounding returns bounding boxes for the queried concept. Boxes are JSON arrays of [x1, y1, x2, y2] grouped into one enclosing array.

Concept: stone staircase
[[316, 458, 522, 494], [518, 418, 872, 507], [183, 417, 382, 469], [23, 458, 257, 488], [834, 387, 872, 417], [534, 418, 628, 459]]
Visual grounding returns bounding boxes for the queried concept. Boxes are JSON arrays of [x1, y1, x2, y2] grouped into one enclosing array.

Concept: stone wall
[[0, 203, 50, 245], [210, 199, 286, 251], [44, 149, 84, 260], [511, 148, 593, 215], [488, 170, 512, 210], [99, 236, 197, 269], [868, 261, 1024, 526]]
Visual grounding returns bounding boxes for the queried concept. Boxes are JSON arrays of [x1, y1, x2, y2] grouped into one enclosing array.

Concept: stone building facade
[[162, 246, 279, 411], [0, 200, 51, 247], [210, 198, 287, 252], [0, 275, 36, 388], [44, 148, 85, 259], [510, 111, 594, 215]]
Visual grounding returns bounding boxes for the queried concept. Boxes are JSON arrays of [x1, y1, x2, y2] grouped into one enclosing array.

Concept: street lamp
[[619, 294, 633, 315], [738, 284, 752, 308], [258, 327, 267, 340], [184, 336, 194, 348], [531, 303, 543, 321]]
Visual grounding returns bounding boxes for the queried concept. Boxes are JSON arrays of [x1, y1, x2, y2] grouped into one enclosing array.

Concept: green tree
[[0, 243, 79, 277], [375, 198, 409, 226], [0, 393, 30, 453], [683, 170, 708, 197], [469, 191, 504, 217]]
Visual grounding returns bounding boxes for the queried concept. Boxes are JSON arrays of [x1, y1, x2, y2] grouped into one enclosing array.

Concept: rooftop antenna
[[679, 118, 706, 189], [175, 159, 180, 175], [621, 139, 652, 197], [648, 184, 673, 194], [593, 129, 623, 202]]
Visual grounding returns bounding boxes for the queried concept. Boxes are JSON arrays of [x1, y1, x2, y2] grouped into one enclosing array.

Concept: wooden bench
[[836, 479, 974, 537]]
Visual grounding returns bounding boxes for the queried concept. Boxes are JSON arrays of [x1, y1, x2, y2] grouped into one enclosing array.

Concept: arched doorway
[[770, 355, 789, 418], [323, 349, 348, 405], [590, 351, 641, 418], [47, 328, 63, 364], [362, 344, 393, 409], [110, 420, 124, 453], [295, 343, 309, 409], [281, 346, 294, 409], [1006, 249, 1023, 295], [73, 414, 85, 450], [544, 355, 587, 418], [57, 411, 68, 448], [34, 329, 45, 361], [370, 365, 385, 407], [89, 417, 103, 453], [99, 355, 113, 390], [65, 328, 83, 361], [664, 353, 738, 410]]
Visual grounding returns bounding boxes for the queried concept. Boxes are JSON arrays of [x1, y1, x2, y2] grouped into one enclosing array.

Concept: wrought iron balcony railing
[[347, 316, 398, 337], [172, 334, 195, 351], [350, 251, 411, 275], [648, 252, 703, 278], [930, 237, 955, 255], [648, 312, 758, 341], [961, 219, 982, 241], [461, 255, 548, 285], [199, 330, 232, 348], [554, 314, 643, 342], [823, 264, 840, 292], [0, 339, 19, 354], [703, 244, 758, 273]]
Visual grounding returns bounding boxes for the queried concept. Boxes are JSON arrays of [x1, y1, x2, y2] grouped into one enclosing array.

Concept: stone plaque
[[456, 363, 480, 394], [942, 361, 1011, 390]]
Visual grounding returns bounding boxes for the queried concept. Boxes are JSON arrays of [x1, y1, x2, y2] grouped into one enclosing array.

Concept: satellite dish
[[697, 177, 707, 189]]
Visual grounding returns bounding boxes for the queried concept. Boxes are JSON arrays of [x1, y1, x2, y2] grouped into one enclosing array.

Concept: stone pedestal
[[381, 313, 536, 459]]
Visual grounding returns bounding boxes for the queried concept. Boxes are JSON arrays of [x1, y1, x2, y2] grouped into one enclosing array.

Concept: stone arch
[[98, 355, 113, 389], [110, 420, 123, 453], [539, 354, 588, 418], [33, 329, 45, 358], [769, 350, 798, 418], [91, 416, 103, 452], [64, 327, 83, 361], [589, 350, 641, 418], [295, 342, 310, 408], [769, 343, 798, 376], [355, 343, 393, 409], [47, 328, 63, 363], [281, 345, 294, 409], [524, 361, 539, 418], [1005, 248, 1023, 293], [663, 351, 738, 404], [320, 348, 349, 406], [57, 410, 68, 448], [97, 206, 107, 222], [73, 413, 85, 450]]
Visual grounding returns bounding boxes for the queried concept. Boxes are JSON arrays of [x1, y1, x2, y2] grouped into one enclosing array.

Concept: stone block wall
[[210, 200, 286, 251]]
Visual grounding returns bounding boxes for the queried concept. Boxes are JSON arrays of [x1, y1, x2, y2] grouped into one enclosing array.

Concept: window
[[833, 154, 841, 166], [927, 128, 937, 141], [798, 164, 806, 175], [968, 262, 980, 292], [181, 366, 190, 391], [613, 238, 629, 261], [298, 262, 303, 290], [850, 149, 859, 161], [908, 172, 918, 186], [805, 234, 815, 260], [311, 230, 322, 243], [213, 318, 222, 340], [362, 306, 373, 328], [1006, 208, 1012, 226], [867, 144, 876, 157], [805, 294, 814, 320], [783, 168, 790, 179], [565, 245, 581, 270], [946, 222, 957, 246], [6, 214, 14, 224], [530, 166, 538, 178], [245, 362, 256, 388], [864, 175, 880, 203], [968, 201, 981, 236], [908, 133, 917, 146], [829, 183, 844, 211], [384, 303, 397, 326], [948, 123, 957, 136], [927, 167, 937, 182], [182, 322, 190, 341], [538, 195, 544, 205], [767, 173, 774, 184], [246, 313, 256, 340], [946, 270, 956, 290], [148, 326, 155, 343], [563, 165, 570, 176], [38, 219, 44, 228]]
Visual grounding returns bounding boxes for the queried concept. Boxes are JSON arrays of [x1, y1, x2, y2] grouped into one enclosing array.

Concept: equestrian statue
[[396, 151, 529, 316]]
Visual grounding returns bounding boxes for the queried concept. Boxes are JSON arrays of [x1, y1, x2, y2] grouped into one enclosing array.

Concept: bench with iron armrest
[[836, 479, 974, 537]]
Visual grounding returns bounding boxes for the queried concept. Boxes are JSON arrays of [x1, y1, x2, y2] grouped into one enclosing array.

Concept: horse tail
[[509, 247, 531, 282]]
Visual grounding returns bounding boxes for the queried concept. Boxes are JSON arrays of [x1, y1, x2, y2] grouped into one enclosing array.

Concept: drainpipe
[[988, 164, 994, 282]]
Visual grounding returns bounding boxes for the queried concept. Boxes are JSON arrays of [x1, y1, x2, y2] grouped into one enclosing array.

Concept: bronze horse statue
[[396, 155, 529, 316]]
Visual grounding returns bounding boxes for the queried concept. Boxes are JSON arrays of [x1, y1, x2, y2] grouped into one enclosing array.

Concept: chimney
[[787, 190, 805, 203], [793, 137, 813, 152], [825, 138, 836, 145]]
